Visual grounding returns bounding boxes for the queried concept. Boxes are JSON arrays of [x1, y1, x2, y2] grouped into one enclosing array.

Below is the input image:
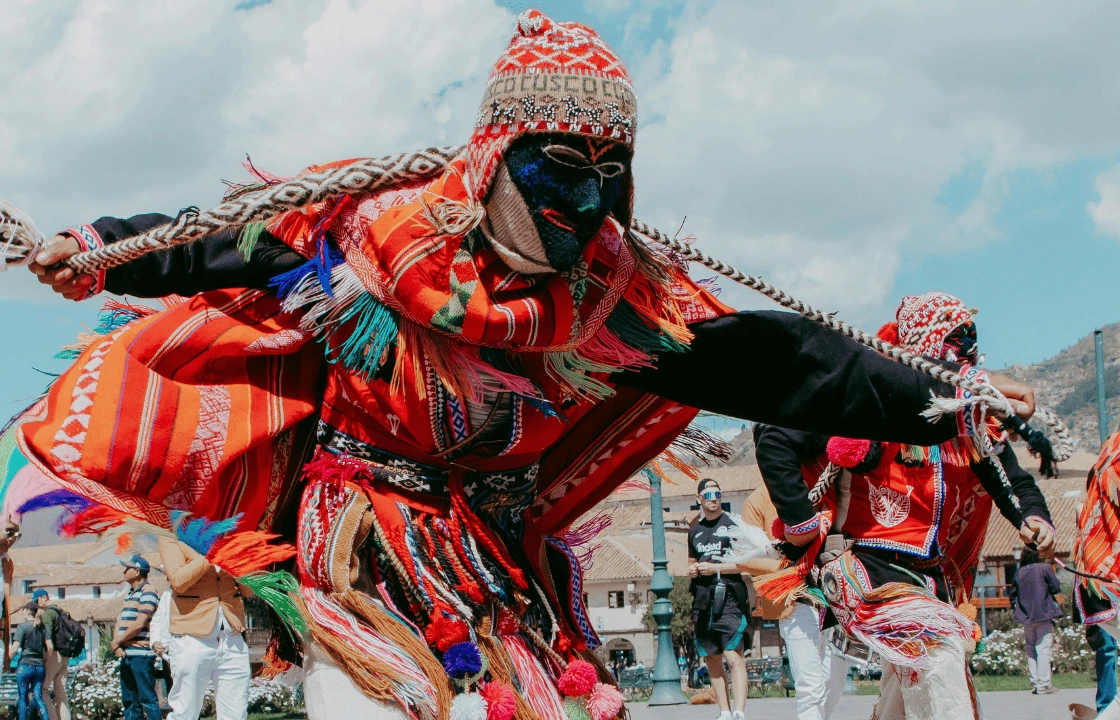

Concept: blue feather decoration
[[172, 511, 243, 556], [17, 490, 91, 515]]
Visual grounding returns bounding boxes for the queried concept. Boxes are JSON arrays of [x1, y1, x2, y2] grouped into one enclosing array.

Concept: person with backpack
[[36, 588, 79, 720], [10, 602, 52, 720]]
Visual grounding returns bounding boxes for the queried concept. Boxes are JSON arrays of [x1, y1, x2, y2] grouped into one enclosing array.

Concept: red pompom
[[876, 321, 900, 345], [425, 612, 470, 653], [557, 660, 599, 697], [480, 681, 517, 720], [770, 517, 785, 541], [826, 437, 872, 469]]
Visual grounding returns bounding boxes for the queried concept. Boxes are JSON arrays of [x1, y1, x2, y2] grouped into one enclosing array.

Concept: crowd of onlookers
[[2, 521, 253, 720]]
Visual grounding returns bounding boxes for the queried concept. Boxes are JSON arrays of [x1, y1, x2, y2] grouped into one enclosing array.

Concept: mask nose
[[570, 177, 602, 220]]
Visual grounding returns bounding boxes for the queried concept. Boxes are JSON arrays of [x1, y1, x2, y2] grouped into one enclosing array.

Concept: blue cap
[[31, 589, 48, 602], [120, 554, 150, 574]]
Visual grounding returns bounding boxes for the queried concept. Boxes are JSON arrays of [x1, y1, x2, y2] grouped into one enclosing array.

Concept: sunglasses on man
[[700, 489, 722, 501]]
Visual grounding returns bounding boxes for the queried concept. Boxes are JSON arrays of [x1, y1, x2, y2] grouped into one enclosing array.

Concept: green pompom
[[563, 699, 591, 720]]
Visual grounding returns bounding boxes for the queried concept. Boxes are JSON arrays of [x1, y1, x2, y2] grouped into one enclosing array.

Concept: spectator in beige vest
[[0, 519, 21, 671], [739, 486, 847, 720], [158, 539, 251, 720]]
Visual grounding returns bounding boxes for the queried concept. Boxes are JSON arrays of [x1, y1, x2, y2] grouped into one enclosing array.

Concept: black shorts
[[693, 603, 749, 657]]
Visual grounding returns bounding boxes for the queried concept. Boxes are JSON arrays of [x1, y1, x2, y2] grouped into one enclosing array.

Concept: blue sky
[[2, 0, 1120, 419]]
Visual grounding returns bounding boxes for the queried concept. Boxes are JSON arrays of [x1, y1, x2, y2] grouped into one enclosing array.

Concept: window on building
[[582, 593, 589, 608], [721, 502, 731, 512], [92, 586, 101, 599], [56, 588, 65, 600], [608, 591, 625, 608], [21, 580, 32, 594]]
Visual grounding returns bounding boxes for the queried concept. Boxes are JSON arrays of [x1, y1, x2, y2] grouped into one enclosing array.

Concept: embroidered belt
[[317, 422, 539, 504]]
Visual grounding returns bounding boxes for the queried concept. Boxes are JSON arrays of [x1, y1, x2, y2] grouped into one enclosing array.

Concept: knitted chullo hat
[[876, 291, 975, 361], [465, 9, 637, 206]]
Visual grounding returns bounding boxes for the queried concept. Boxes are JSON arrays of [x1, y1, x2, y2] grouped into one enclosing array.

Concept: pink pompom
[[557, 660, 598, 697], [587, 683, 624, 720], [480, 682, 516, 720], [826, 437, 872, 469]]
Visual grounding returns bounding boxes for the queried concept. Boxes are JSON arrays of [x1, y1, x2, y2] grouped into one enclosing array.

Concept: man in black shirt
[[688, 478, 750, 720]]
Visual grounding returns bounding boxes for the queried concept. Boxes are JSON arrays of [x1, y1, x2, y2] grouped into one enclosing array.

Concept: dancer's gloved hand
[[28, 234, 89, 300], [816, 534, 854, 567], [988, 373, 1036, 421], [1021, 517, 1056, 557]]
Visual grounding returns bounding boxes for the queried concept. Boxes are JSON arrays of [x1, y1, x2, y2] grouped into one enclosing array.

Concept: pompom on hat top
[[466, 9, 637, 200]]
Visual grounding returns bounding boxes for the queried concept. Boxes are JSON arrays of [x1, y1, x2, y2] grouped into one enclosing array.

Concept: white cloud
[[1088, 165, 1120, 240], [631, 0, 1120, 325], [3, 0, 1120, 333], [0, 0, 511, 237]]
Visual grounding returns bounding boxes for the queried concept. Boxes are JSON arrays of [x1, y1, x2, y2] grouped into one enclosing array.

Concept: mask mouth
[[942, 323, 979, 364], [541, 208, 575, 233]]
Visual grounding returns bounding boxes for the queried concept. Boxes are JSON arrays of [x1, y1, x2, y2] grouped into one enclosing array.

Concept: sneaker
[[732, 713, 746, 720], [1038, 686, 1059, 695]]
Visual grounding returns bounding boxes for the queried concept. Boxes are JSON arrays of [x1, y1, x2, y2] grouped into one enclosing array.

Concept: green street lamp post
[[646, 469, 688, 706]]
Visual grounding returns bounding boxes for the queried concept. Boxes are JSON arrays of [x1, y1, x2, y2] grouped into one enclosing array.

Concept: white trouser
[[1093, 618, 1120, 720], [168, 624, 250, 720], [779, 603, 847, 720], [872, 634, 977, 720], [1023, 621, 1054, 689], [303, 642, 408, 720], [43, 651, 71, 720]]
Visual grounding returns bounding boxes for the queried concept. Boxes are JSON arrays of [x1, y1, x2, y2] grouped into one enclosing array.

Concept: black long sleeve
[[94, 214, 304, 298], [751, 425, 827, 529], [970, 442, 1052, 529], [90, 215, 965, 449], [616, 311, 960, 446]]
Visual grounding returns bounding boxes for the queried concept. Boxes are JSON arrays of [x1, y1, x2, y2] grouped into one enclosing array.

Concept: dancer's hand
[[687, 562, 698, 578], [28, 234, 91, 300], [1022, 517, 1056, 557], [989, 374, 1035, 421]]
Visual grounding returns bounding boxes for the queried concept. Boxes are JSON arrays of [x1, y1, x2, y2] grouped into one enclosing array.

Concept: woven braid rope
[[5, 143, 1017, 419], [65, 146, 463, 274]]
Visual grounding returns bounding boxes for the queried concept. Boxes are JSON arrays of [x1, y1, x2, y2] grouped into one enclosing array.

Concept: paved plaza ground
[[630, 688, 1095, 720]]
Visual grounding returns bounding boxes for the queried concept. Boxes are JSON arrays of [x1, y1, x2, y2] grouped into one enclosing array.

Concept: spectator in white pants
[[779, 604, 847, 720], [159, 539, 251, 720], [739, 486, 846, 720]]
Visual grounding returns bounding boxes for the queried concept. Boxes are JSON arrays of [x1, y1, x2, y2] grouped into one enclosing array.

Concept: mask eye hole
[[595, 161, 627, 178], [543, 144, 591, 167]]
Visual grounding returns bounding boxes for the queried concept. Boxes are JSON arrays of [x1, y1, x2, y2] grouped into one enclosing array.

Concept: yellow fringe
[[337, 589, 454, 720]]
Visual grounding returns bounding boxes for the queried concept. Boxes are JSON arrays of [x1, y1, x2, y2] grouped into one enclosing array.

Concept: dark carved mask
[[486, 133, 631, 274]]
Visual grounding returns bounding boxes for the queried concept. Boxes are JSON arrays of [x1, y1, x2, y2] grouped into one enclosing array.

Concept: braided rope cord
[[62, 146, 463, 274], [1036, 408, 1075, 462], [627, 219, 1015, 421], [809, 463, 842, 506]]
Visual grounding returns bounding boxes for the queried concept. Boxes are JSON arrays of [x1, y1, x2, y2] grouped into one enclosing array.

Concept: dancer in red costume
[[19, 14, 1036, 720], [753, 292, 1053, 720]]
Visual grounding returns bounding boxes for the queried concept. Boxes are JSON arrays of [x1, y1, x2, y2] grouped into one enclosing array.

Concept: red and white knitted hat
[[465, 9, 637, 201], [877, 291, 975, 360]]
